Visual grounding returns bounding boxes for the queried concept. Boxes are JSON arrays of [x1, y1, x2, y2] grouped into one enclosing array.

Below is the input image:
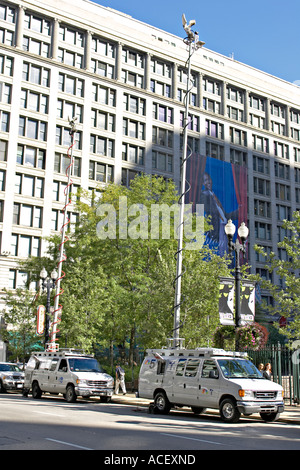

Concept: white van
[[138, 347, 284, 423], [23, 349, 114, 403]]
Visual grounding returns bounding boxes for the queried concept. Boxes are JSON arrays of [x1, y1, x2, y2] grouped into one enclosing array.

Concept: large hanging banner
[[219, 278, 235, 325], [186, 154, 247, 257]]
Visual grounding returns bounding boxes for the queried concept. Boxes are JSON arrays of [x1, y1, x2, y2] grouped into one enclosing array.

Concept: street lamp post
[[224, 220, 249, 350], [40, 268, 58, 348]]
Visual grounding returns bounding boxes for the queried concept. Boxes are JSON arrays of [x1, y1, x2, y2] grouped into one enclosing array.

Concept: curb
[[111, 395, 300, 425]]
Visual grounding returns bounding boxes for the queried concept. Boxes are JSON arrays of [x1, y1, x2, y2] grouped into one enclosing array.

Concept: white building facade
[[0, 0, 300, 358]]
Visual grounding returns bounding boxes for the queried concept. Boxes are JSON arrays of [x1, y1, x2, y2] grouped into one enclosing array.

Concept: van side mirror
[[209, 370, 219, 379]]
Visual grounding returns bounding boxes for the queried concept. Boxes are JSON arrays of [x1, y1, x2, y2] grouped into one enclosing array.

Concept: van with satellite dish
[[23, 349, 114, 403], [138, 348, 284, 423]]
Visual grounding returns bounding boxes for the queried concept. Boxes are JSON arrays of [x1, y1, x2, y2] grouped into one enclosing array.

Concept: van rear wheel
[[154, 391, 171, 414], [32, 381, 42, 399]]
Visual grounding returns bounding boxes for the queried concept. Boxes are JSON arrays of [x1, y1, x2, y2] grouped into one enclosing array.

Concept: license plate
[[17, 384, 23, 388]]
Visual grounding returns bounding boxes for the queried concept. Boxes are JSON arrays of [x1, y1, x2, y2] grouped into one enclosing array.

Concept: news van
[[23, 349, 114, 402], [138, 347, 284, 423]]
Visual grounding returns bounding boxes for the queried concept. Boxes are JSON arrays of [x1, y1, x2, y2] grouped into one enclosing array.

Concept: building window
[[275, 183, 290, 201], [121, 70, 143, 88], [92, 37, 115, 57], [15, 174, 44, 198], [59, 25, 84, 47], [123, 118, 145, 139], [0, 111, 9, 132], [152, 151, 173, 172], [58, 73, 84, 97], [90, 135, 114, 157], [123, 94, 145, 114], [22, 62, 50, 87], [54, 153, 81, 177], [122, 144, 144, 165], [123, 49, 144, 68], [57, 99, 83, 123], [24, 13, 51, 35], [91, 59, 114, 78], [152, 127, 173, 148], [21, 89, 48, 113], [13, 203, 42, 228], [91, 109, 115, 132], [17, 145, 45, 169], [11, 234, 41, 257], [19, 117, 47, 141], [253, 177, 270, 196], [56, 126, 82, 149], [0, 82, 11, 103], [0, 54, 13, 76], [153, 103, 173, 124], [206, 120, 224, 139], [23, 36, 50, 58], [254, 199, 271, 218], [206, 141, 224, 160], [252, 135, 269, 153], [89, 161, 114, 183]]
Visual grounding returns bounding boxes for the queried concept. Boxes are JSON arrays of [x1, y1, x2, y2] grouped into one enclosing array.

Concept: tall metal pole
[[48, 117, 77, 351], [172, 17, 204, 349]]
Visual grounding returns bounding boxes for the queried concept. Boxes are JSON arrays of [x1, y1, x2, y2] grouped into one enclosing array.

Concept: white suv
[[0, 362, 24, 393]]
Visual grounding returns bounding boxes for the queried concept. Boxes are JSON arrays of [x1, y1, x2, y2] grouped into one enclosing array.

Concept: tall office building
[[0, 0, 300, 357]]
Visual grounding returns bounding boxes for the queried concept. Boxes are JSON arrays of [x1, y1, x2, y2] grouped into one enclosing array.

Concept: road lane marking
[[45, 438, 92, 450], [160, 432, 231, 446]]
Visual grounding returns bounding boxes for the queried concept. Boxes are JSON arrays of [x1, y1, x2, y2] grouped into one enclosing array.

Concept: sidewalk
[[112, 393, 300, 425]]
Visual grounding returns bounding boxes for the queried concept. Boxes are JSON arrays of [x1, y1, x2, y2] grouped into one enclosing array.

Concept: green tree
[[1, 289, 43, 362], [18, 175, 231, 359], [255, 210, 300, 343]]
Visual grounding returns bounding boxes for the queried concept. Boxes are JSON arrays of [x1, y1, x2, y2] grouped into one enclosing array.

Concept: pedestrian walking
[[115, 363, 126, 395]]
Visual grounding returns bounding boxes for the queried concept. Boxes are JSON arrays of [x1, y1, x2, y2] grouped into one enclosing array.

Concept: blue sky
[[92, 0, 300, 85]]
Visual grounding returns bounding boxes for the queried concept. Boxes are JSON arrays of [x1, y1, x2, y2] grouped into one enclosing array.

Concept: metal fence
[[249, 345, 300, 405]]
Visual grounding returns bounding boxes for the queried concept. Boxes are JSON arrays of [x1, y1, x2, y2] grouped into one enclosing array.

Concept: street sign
[[37, 305, 45, 335]]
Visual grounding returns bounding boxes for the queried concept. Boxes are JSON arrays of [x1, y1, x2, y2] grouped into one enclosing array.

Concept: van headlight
[[238, 389, 254, 398], [76, 379, 88, 386]]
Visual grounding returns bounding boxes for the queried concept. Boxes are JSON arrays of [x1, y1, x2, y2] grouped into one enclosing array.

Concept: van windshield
[[217, 358, 264, 379], [68, 358, 103, 373]]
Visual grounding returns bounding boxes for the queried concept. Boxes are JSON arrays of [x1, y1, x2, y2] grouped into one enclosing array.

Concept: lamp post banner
[[240, 280, 256, 325], [37, 305, 45, 336], [219, 277, 235, 325]]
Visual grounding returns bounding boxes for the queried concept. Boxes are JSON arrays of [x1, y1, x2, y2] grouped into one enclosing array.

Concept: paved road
[[0, 392, 300, 452]]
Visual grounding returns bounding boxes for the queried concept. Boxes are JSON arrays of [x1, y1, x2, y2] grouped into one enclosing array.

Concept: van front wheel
[[219, 398, 241, 423], [154, 391, 171, 414], [65, 384, 77, 403]]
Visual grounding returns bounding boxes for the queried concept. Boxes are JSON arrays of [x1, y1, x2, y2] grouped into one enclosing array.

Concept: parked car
[[0, 362, 24, 392]]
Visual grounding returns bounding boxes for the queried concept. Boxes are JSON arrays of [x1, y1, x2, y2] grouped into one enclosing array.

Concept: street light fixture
[[40, 268, 58, 347], [224, 220, 249, 349]]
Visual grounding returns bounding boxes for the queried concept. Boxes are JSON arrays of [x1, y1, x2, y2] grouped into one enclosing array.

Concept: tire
[[32, 381, 42, 399], [154, 391, 171, 414], [65, 384, 77, 403], [260, 411, 280, 422], [219, 398, 241, 423], [0, 380, 7, 393], [191, 406, 206, 415], [100, 396, 111, 403]]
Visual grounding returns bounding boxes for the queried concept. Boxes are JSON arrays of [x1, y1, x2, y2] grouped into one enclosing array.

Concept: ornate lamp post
[[40, 268, 58, 348], [224, 220, 249, 349]]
